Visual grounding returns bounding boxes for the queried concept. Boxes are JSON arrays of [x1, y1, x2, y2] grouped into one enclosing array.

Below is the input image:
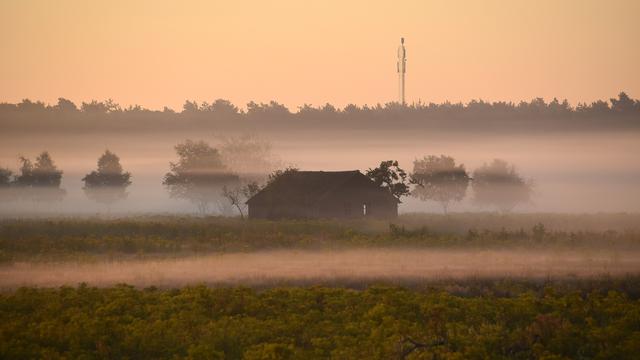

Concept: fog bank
[[1, 130, 639, 215], [2, 249, 638, 289]]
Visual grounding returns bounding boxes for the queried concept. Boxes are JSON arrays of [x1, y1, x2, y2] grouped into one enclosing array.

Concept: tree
[[202, 99, 240, 118], [81, 99, 120, 114], [31, 152, 63, 187], [16, 99, 46, 112], [0, 167, 14, 203], [221, 182, 261, 219], [217, 134, 282, 182], [163, 140, 240, 214], [82, 150, 132, 208], [13, 152, 66, 203], [182, 100, 199, 113], [266, 167, 299, 186], [411, 155, 470, 214], [246, 101, 291, 120], [54, 98, 78, 113], [471, 159, 532, 212], [365, 160, 411, 200], [610, 92, 635, 113]]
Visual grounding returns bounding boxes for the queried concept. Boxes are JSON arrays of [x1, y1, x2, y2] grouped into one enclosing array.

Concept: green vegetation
[[2, 281, 640, 359], [1, 214, 639, 358], [1, 214, 639, 262]]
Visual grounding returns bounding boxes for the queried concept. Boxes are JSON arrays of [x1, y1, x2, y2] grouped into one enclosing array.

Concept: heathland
[[2, 213, 640, 358]]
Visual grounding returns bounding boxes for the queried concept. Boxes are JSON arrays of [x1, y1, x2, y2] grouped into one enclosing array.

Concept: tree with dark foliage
[[266, 166, 299, 186], [411, 155, 470, 214], [365, 160, 411, 200], [82, 150, 132, 208], [53, 98, 79, 113], [472, 159, 532, 212], [610, 92, 637, 113], [13, 152, 66, 203], [163, 140, 239, 214]]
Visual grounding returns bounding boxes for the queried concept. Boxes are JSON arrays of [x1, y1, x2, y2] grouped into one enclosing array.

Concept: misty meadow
[[2, 0, 640, 358]]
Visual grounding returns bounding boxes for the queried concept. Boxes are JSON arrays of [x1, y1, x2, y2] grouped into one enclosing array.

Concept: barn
[[246, 170, 399, 219]]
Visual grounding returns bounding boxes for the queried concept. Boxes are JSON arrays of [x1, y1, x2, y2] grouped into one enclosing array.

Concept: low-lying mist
[[0, 129, 639, 215], [2, 248, 638, 289]]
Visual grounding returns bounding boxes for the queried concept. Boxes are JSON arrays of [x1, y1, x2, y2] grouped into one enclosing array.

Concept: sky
[[1, 0, 638, 111]]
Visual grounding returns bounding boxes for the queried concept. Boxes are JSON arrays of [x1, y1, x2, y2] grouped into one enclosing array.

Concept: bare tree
[[221, 182, 260, 219]]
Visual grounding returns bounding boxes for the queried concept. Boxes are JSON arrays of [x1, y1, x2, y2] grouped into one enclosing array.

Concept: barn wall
[[247, 172, 399, 219], [249, 200, 397, 220], [248, 203, 321, 220]]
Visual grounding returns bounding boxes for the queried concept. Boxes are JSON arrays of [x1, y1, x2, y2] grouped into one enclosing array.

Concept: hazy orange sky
[[1, 0, 638, 110]]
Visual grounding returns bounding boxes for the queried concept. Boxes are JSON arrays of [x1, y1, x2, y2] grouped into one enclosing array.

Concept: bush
[[2, 282, 640, 359]]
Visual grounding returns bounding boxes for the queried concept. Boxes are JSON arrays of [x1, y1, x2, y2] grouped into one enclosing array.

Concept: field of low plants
[[1, 213, 640, 358], [2, 279, 640, 359], [0, 213, 639, 262]]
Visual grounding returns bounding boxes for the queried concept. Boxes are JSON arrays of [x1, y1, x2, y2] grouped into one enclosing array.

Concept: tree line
[[0, 139, 532, 215], [1, 92, 638, 134]]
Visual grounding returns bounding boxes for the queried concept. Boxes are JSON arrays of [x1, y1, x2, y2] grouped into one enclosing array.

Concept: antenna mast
[[397, 37, 406, 105]]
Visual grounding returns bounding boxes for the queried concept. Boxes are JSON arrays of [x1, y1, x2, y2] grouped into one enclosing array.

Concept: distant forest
[[1, 92, 638, 134]]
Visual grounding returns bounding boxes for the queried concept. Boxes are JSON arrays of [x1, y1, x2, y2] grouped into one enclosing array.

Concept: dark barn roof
[[246, 170, 399, 206]]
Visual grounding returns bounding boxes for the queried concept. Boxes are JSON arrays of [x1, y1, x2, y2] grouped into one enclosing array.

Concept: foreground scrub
[[1, 282, 640, 359]]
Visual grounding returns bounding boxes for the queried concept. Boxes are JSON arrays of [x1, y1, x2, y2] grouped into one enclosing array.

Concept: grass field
[[1, 213, 639, 262], [2, 213, 640, 358]]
